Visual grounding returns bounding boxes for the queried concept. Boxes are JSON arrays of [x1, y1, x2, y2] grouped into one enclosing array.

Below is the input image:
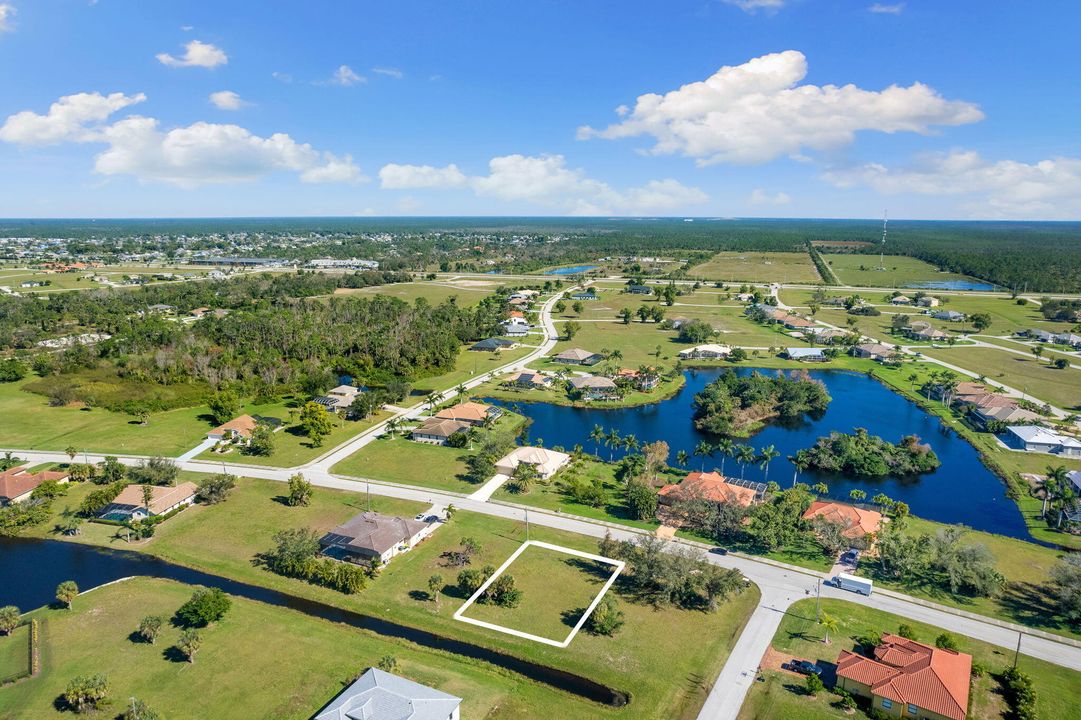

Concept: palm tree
[[736, 445, 756, 480], [605, 429, 621, 461], [715, 437, 735, 475], [849, 488, 867, 503], [694, 441, 713, 471], [820, 613, 839, 645], [426, 391, 440, 412], [758, 445, 780, 484], [1044, 465, 1068, 518], [812, 482, 829, 495], [609, 349, 624, 363], [455, 384, 468, 398], [622, 434, 639, 454], [589, 425, 605, 459], [676, 450, 689, 467]]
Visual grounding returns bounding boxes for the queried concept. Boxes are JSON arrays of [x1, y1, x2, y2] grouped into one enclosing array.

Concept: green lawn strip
[[977, 335, 1079, 365], [0, 623, 30, 681], [27, 477, 760, 719], [0, 577, 602, 720], [410, 345, 537, 397], [741, 597, 1081, 720], [689, 252, 823, 284], [821, 253, 976, 288], [920, 346, 1081, 410], [459, 543, 615, 642]]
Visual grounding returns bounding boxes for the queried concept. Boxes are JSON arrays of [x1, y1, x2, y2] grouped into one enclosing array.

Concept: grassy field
[[738, 598, 1081, 720], [458, 542, 616, 642], [920, 346, 1081, 410], [331, 281, 494, 307], [822, 254, 976, 288], [25, 476, 761, 720], [0, 623, 29, 682], [0, 577, 605, 720], [689, 252, 822, 284], [411, 345, 537, 397]]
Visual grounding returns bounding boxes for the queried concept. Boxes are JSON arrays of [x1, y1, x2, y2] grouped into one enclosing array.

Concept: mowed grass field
[[411, 345, 537, 397], [689, 252, 822, 284], [331, 281, 494, 307], [822, 253, 976, 288], [737, 598, 1081, 720], [459, 543, 617, 642], [0, 577, 601, 720], [0, 623, 29, 681], [920, 345, 1081, 409]]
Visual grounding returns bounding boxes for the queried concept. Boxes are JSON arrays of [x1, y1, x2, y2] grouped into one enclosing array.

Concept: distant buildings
[[308, 258, 379, 270]]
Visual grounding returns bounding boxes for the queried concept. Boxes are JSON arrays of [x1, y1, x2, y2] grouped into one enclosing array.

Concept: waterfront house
[[836, 634, 971, 720], [1004, 426, 1081, 457], [972, 404, 1043, 428], [495, 446, 570, 479], [784, 347, 827, 362], [658, 471, 764, 510], [679, 343, 731, 360], [314, 385, 362, 414], [207, 415, 259, 443], [851, 343, 896, 362], [435, 401, 503, 426], [98, 482, 199, 521], [320, 511, 437, 564], [503, 369, 553, 389], [569, 374, 621, 401], [552, 348, 603, 365], [411, 418, 471, 445], [314, 667, 461, 720], [802, 501, 882, 542], [615, 367, 661, 391], [0, 466, 70, 506]]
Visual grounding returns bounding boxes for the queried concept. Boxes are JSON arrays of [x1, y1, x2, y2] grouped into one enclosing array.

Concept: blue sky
[[0, 0, 1078, 219]]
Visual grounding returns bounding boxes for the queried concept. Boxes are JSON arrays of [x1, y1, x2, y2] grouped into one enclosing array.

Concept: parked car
[[790, 660, 823, 676], [841, 549, 861, 565], [710, 547, 729, 556]]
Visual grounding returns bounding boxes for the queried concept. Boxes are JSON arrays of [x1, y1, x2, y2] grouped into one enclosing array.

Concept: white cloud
[[156, 40, 228, 69], [748, 188, 792, 205], [578, 50, 983, 166], [869, 3, 905, 14], [322, 65, 364, 86], [379, 163, 468, 189], [723, 0, 787, 12], [372, 67, 404, 80], [271, 71, 293, 84], [0, 91, 146, 145], [0, 91, 362, 188], [0, 3, 16, 33], [823, 150, 1081, 219], [380, 154, 708, 215], [209, 91, 248, 111]]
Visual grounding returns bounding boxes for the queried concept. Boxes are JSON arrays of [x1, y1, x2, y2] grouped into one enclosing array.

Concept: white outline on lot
[[452, 540, 625, 648]]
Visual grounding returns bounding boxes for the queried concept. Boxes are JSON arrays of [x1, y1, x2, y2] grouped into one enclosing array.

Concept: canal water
[[904, 279, 997, 292], [0, 536, 625, 706], [545, 265, 600, 275], [488, 368, 1028, 539]]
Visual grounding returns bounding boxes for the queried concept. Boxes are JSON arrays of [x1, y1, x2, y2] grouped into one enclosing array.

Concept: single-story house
[[1068, 469, 1081, 495], [314, 385, 362, 413], [503, 369, 553, 389], [509, 289, 539, 299], [208, 414, 259, 443], [98, 481, 199, 521], [320, 511, 437, 564], [736, 292, 756, 302], [569, 291, 598, 301], [1004, 426, 1081, 457], [146, 303, 177, 314], [679, 343, 731, 360], [435, 401, 503, 426], [1026, 329, 1057, 343], [917, 296, 941, 307], [0, 466, 70, 506], [507, 296, 531, 307], [501, 318, 531, 336], [907, 326, 950, 342], [495, 446, 570, 479], [668, 317, 692, 329], [470, 337, 518, 352], [569, 374, 621, 400], [314, 667, 461, 720], [972, 404, 1043, 428], [933, 310, 966, 322], [808, 327, 851, 344], [782, 315, 817, 330], [785, 347, 828, 362], [802, 501, 883, 541], [658, 471, 765, 509], [626, 284, 652, 295], [411, 418, 471, 445], [851, 343, 896, 362], [890, 295, 912, 305], [837, 634, 971, 720], [552, 348, 603, 365], [1057, 333, 1081, 348], [616, 367, 661, 391]]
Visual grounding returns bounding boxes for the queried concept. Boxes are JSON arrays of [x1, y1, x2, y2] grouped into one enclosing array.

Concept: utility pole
[[1013, 631, 1022, 669], [525, 509, 530, 542], [815, 578, 822, 621], [366, 482, 371, 512]]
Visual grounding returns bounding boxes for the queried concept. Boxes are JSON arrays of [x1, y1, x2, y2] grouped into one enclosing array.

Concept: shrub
[[897, 623, 917, 640], [935, 632, 959, 651], [63, 674, 109, 713], [196, 473, 236, 504], [585, 596, 624, 636], [175, 588, 231, 627], [805, 673, 824, 696], [1000, 666, 1038, 720]]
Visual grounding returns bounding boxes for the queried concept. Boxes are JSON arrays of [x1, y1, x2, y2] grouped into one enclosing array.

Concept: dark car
[[710, 547, 729, 556], [791, 660, 823, 676]]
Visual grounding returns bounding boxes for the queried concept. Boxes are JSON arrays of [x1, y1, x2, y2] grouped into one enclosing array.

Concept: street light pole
[[815, 578, 822, 621], [1013, 631, 1022, 669]]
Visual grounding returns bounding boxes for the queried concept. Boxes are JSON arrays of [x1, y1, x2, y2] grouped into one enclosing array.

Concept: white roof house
[[495, 446, 570, 479], [785, 347, 827, 361], [1006, 426, 1081, 458], [315, 668, 461, 720], [1068, 470, 1081, 495], [678, 344, 731, 359]]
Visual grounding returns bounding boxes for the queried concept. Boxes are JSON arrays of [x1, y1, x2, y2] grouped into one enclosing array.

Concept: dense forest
[[691, 369, 831, 437], [794, 429, 941, 477]]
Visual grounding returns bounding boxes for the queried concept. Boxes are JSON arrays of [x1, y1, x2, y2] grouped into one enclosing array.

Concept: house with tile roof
[[495, 446, 570, 479], [411, 418, 471, 445], [315, 667, 461, 720], [0, 466, 70, 506], [836, 633, 972, 720], [435, 401, 502, 426], [503, 369, 553, 389], [568, 374, 621, 401], [658, 471, 765, 510], [802, 501, 883, 541], [320, 512, 437, 564], [207, 414, 260, 443], [552, 348, 603, 365], [98, 482, 199, 521]]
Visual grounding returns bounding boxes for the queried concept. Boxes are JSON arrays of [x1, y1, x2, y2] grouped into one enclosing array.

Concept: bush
[[805, 673, 824, 696], [175, 588, 231, 627], [1000, 666, 1038, 720], [585, 596, 624, 636], [935, 632, 958, 651], [196, 473, 236, 504], [63, 674, 109, 713], [897, 623, 917, 640]]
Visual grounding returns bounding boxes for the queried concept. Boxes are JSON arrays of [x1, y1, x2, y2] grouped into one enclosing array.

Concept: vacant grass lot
[[459, 543, 616, 642], [822, 254, 976, 288], [0, 623, 29, 681], [0, 577, 600, 720], [737, 598, 1081, 720], [690, 252, 822, 284], [920, 346, 1081, 410], [331, 281, 494, 307], [411, 345, 537, 397]]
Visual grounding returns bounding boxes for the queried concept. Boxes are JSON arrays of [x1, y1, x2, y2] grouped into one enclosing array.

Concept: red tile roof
[[658, 471, 758, 508], [802, 501, 883, 539], [0, 466, 69, 501]]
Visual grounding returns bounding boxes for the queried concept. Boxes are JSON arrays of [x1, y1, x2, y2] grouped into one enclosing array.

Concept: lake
[[546, 265, 600, 275], [905, 279, 997, 292], [488, 368, 1028, 538]]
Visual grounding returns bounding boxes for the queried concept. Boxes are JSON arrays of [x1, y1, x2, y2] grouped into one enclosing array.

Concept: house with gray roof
[[568, 374, 620, 400], [552, 348, 603, 365], [314, 667, 461, 720], [320, 511, 437, 564], [933, 310, 966, 322]]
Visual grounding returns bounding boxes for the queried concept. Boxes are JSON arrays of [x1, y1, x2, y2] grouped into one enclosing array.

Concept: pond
[[0, 536, 626, 706], [545, 265, 600, 275], [488, 368, 1029, 539], [904, 279, 997, 292]]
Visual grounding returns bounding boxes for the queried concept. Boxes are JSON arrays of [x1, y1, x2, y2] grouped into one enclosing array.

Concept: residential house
[[905, 322, 950, 342], [836, 634, 971, 720], [1057, 333, 1081, 348], [507, 310, 526, 320], [207, 414, 259, 443], [146, 303, 177, 315], [314, 667, 461, 720], [890, 295, 912, 305], [782, 315, 817, 330], [411, 418, 471, 445], [658, 471, 765, 510], [851, 343, 896, 362], [808, 327, 851, 344], [971, 404, 1043, 428], [616, 367, 661, 391], [1025, 329, 1057, 343], [189, 307, 211, 319], [470, 337, 518, 352], [0, 466, 70, 506], [320, 511, 437, 564], [1004, 426, 1081, 458], [678, 343, 731, 360], [501, 318, 531, 336], [1068, 470, 1081, 495], [507, 296, 531, 307], [503, 369, 553, 389], [917, 296, 941, 308], [552, 348, 603, 365], [435, 401, 502, 426], [933, 310, 966, 322], [785, 347, 827, 362], [569, 290, 598, 301], [495, 446, 570, 479], [669, 317, 692, 329], [626, 284, 652, 295], [98, 482, 199, 521], [569, 375, 621, 401], [736, 292, 756, 302], [314, 385, 362, 414], [802, 501, 883, 542]]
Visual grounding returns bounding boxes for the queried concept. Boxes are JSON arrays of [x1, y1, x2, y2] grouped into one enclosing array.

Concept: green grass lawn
[[459, 542, 616, 642], [0, 623, 30, 682], [329, 281, 494, 307], [25, 476, 761, 720], [738, 597, 1081, 720], [920, 346, 1081, 410], [822, 254, 977, 288], [0, 577, 604, 720], [411, 345, 537, 397], [690, 252, 823, 284]]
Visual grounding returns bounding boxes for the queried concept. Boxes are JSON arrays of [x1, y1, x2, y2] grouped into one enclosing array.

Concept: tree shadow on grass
[[162, 646, 190, 663], [561, 607, 586, 629], [998, 580, 1066, 632], [408, 590, 431, 603], [127, 630, 152, 645], [564, 556, 615, 582]]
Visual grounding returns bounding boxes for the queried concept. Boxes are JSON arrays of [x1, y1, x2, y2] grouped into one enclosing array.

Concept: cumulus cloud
[[379, 154, 708, 215], [0, 3, 16, 33], [156, 40, 228, 69], [869, 3, 905, 14], [823, 150, 1081, 219], [209, 90, 247, 111], [0, 91, 362, 188], [372, 67, 404, 80], [723, 0, 787, 12], [748, 188, 791, 205], [322, 65, 364, 86], [578, 50, 983, 166]]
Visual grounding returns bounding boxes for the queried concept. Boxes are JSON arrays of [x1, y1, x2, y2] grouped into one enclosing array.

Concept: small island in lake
[[794, 428, 941, 477], [691, 369, 831, 437]]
